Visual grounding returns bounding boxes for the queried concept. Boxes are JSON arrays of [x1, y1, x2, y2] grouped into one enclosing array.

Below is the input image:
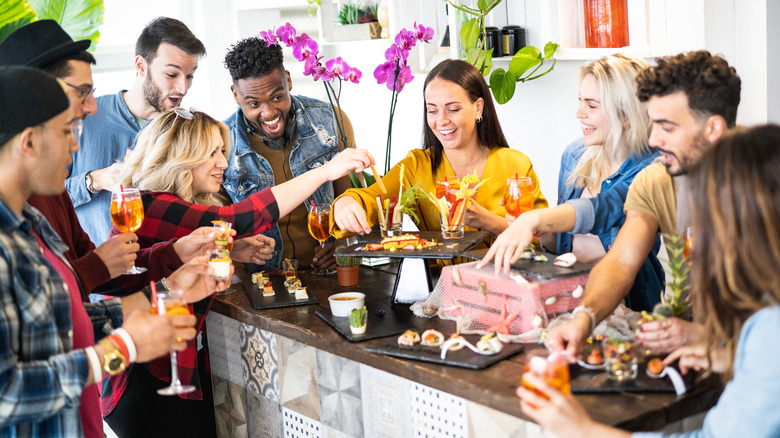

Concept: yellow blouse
[[330, 147, 548, 238]]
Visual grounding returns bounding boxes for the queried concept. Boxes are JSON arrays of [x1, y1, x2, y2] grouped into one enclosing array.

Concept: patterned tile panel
[[466, 401, 527, 438], [410, 382, 468, 438], [241, 322, 280, 402], [316, 350, 363, 437], [278, 336, 320, 420], [246, 386, 283, 438], [206, 312, 244, 386], [359, 364, 412, 438], [283, 407, 322, 438], [212, 374, 248, 438]]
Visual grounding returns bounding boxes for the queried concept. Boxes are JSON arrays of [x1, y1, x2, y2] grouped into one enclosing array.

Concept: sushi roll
[[420, 330, 444, 347], [397, 330, 421, 347]]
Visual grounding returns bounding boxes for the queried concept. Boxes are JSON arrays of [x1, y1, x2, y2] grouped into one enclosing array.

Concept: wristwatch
[[85, 172, 97, 194], [98, 338, 127, 376]]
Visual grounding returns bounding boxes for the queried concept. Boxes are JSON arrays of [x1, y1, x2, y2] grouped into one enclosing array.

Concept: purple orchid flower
[[373, 60, 397, 86], [275, 23, 297, 46], [345, 67, 362, 84], [259, 29, 277, 46], [326, 57, 351, 81], [302, 56, 322, 76], [384, 44, 408, 63], [394, 28, 417, 53], [293, 34, 319, 62], [413, 22, 435, 43]]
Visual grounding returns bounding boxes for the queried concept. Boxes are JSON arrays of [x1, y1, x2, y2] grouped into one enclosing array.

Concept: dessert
[[647, 358, 665, 375], [251, 271, 268, 285], [397, 330, 421, 347], [586, 349, 604, 366], [208, 249, 231, 281], [262, 281, 274, 297], [420, 330, 444, 347], [294, 287, 308, 300]]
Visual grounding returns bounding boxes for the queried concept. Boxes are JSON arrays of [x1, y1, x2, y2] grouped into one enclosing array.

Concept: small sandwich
[[397, 330, 421, 347], [252, 271, 268, 285], [262, 281, 275, 297], [287, 279, 302, 293], [420, 329, 444, 347], [294, 287, 308, 300]]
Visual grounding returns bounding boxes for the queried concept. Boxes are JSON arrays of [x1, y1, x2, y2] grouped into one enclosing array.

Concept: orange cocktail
[[521, 354, 571, 397], [504, 176, 534, 219], [307, 209, 330, 243], [110, 188, 146, 274], [436, 179, 461, 205]]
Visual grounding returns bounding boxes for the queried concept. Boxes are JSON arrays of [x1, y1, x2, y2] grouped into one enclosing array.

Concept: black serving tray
[[316, 301, 414, 342], [365, 334, 525, 370], [569, 362, 694, 394], [244, 276, 318, 310], [463, 248, 593, 279], [335, 230, 488, 260]]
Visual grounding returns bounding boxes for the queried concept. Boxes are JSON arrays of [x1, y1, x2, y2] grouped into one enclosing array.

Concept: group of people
[[0, 12, 777, 438]]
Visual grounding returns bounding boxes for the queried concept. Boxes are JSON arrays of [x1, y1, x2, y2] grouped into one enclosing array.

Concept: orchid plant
[[374, 22, 435, 174], [260, 23, 361, 170]]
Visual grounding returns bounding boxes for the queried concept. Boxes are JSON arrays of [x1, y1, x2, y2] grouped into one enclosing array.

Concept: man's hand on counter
[[312, 241, 338, 271]]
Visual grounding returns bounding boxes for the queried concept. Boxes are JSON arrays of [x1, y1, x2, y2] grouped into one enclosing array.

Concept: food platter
[[244, 275, 318, 310], [462, 248, 593, 279], [334, 230, 489, 260]]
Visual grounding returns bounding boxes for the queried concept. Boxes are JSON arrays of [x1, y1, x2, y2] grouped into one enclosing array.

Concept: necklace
[[450, 147, 488, 173]]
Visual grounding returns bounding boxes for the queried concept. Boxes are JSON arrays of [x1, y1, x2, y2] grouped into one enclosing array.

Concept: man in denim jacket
[[223, 37, 355, 272]]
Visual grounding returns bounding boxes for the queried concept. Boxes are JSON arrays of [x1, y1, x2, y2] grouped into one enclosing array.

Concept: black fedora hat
[[0, 20, 91, 68]]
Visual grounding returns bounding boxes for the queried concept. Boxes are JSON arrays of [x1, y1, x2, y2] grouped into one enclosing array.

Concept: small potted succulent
[[336, 251, 361, 287], [350, 306, 367, 334]]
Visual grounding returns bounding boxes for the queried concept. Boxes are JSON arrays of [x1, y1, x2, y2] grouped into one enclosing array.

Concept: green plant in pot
[[350, 306, 367, 334], [336, 250, 362, 287]]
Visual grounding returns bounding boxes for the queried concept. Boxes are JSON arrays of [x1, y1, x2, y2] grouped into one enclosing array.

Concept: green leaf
[[348, 171, 375, 189], [456, 8, 468, 31], [465, 47, 482, 67], [0, 0, 37, 43], [477, 0, 489, 10], [28, 0, 105, 51], [460, 18, 480, 51], [481, 47, 493, 76], [489, 68, 516, 104], [543, 41, 559, 60], [508, 45, 542, 78]]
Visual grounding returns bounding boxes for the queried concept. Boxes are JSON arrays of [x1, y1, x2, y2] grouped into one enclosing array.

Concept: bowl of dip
[[328, 292, 365, 317]]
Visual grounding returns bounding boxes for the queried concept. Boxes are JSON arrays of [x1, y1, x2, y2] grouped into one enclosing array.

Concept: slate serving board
[[365, 334, 525, 370], [316, 301, 414, 342], [569, 362, 694, 394], [335, 231, 488, 260], [463, 248, 593, 279], [244, 276, 318, 310]]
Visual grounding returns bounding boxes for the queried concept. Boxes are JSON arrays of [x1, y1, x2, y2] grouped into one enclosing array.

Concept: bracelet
[[84, 346, 102, 381], [160, 277, 170, 292], [112, 328, 137, 363], [572, 305, 596, 334]]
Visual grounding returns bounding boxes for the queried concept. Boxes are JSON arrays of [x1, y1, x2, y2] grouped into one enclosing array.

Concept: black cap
[[0, 20, 91, 68], [0, 66, 70, 145]]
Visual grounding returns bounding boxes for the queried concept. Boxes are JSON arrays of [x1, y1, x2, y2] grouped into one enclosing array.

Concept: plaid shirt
[[0, 199, 121, 437], [102, 188, 278, 413]]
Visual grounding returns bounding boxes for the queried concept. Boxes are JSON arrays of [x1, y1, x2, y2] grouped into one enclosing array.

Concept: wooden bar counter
[[206, 264, 722, 437]]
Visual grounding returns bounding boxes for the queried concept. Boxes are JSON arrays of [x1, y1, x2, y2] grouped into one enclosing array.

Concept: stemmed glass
[[154, 289, 196, 395], [110, 188, 147, 274], [307, 202, 336, 275], [503, 176, 534, 219]]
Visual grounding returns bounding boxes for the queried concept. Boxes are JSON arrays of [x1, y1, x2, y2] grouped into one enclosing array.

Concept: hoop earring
[[476, 116, 483, 124]]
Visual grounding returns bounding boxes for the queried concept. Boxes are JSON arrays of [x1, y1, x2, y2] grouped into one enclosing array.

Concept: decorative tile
[[240, 322, 279, 402], [213, 374, 248, 438], [359, 364, 412, 438], [207, 312, 244, 385], [320, 425, 352, 438], [283, 407, 321, 438], [410, 382, 467, 438], [278, 336, 320, 420], [316, 350, 363, 437], [466, 401, 527, 438], [246, 387, 283, 438]]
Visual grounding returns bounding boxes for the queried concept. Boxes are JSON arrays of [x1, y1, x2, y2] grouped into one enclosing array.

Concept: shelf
[[490, 46, 652, 63], [233, 0, 311, 12]]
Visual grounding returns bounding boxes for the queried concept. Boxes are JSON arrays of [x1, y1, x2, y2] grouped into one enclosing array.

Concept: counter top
[[211, 265, 722, 431]]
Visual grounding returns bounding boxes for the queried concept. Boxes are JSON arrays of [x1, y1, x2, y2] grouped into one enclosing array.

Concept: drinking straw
[[150, 280, 158, 314], [309, 200, 328, 239], [370, 165, 387, 194]]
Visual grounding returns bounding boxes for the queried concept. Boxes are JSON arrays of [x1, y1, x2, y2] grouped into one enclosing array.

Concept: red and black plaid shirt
[[101, 188, 278, 413]]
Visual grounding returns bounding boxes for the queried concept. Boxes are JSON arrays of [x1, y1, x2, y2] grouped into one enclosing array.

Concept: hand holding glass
[[307, 202, 336, 275], [110, 188, 146, 274], [504, 176, 534, 219], [153, 289, 196, 395]]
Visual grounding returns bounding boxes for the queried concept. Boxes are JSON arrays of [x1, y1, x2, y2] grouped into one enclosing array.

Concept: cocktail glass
[[521, 352, 571, 400], [110, 188, 147, 274], [503, 176, 534, 219], [154, 289, 196, 395], [307, 202, 336, 275]]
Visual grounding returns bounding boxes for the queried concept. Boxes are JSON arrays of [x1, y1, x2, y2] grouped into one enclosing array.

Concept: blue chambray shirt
[[556, 139, 665, 311], [633, 305, 780, 437], [0, 198, 122, 437], [68, 91, 141, 246]]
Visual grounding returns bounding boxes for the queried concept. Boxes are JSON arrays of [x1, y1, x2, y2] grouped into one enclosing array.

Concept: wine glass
[[307, 202, 336, 275], [211, 220, 235, 295], [503, 176, 534, 219], [154, 289, 196, 395], [110, 188, 147, 274]]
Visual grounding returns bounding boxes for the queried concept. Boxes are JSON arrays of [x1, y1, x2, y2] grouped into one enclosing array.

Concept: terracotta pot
[[336, 265, 359, 287]]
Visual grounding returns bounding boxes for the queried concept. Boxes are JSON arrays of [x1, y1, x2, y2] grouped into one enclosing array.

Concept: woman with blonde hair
[[104, 108, 375, 437], [519, 124, 780, 438], [479, 53, 663, 311]]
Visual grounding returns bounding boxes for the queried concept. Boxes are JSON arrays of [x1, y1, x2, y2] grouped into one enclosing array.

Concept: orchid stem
[[384, 59, 402, 174]]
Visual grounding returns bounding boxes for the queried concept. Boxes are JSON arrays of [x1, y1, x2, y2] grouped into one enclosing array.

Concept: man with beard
[[544, 51, 741, 358], [70, 17, 205, 245], [222, 37, 356, 272]]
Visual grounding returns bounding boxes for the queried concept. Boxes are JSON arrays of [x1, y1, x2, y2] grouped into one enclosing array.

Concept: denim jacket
[[556, 139, 664, 311], [222, 95, 340, 271]]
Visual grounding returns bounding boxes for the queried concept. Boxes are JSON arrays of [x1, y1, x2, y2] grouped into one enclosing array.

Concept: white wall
[[91, 0, 775, 202]]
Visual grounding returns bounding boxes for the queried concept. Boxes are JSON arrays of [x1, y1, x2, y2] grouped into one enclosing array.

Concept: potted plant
[[336, 251, 361, 287], [350, 306, 367, 334], [334, 1, 381, 41]]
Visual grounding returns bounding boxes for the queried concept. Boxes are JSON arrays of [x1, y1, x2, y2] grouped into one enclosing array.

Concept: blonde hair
[[567, 53, 651, 190], [119, 108, 230, 205]]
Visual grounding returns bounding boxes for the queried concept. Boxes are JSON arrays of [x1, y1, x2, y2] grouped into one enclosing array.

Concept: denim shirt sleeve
[[632, 305, 780, 438], [65, 169, 91, 208]]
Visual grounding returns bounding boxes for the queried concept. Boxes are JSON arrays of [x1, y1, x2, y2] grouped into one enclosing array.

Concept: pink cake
[[440, 261, 587, 335]]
